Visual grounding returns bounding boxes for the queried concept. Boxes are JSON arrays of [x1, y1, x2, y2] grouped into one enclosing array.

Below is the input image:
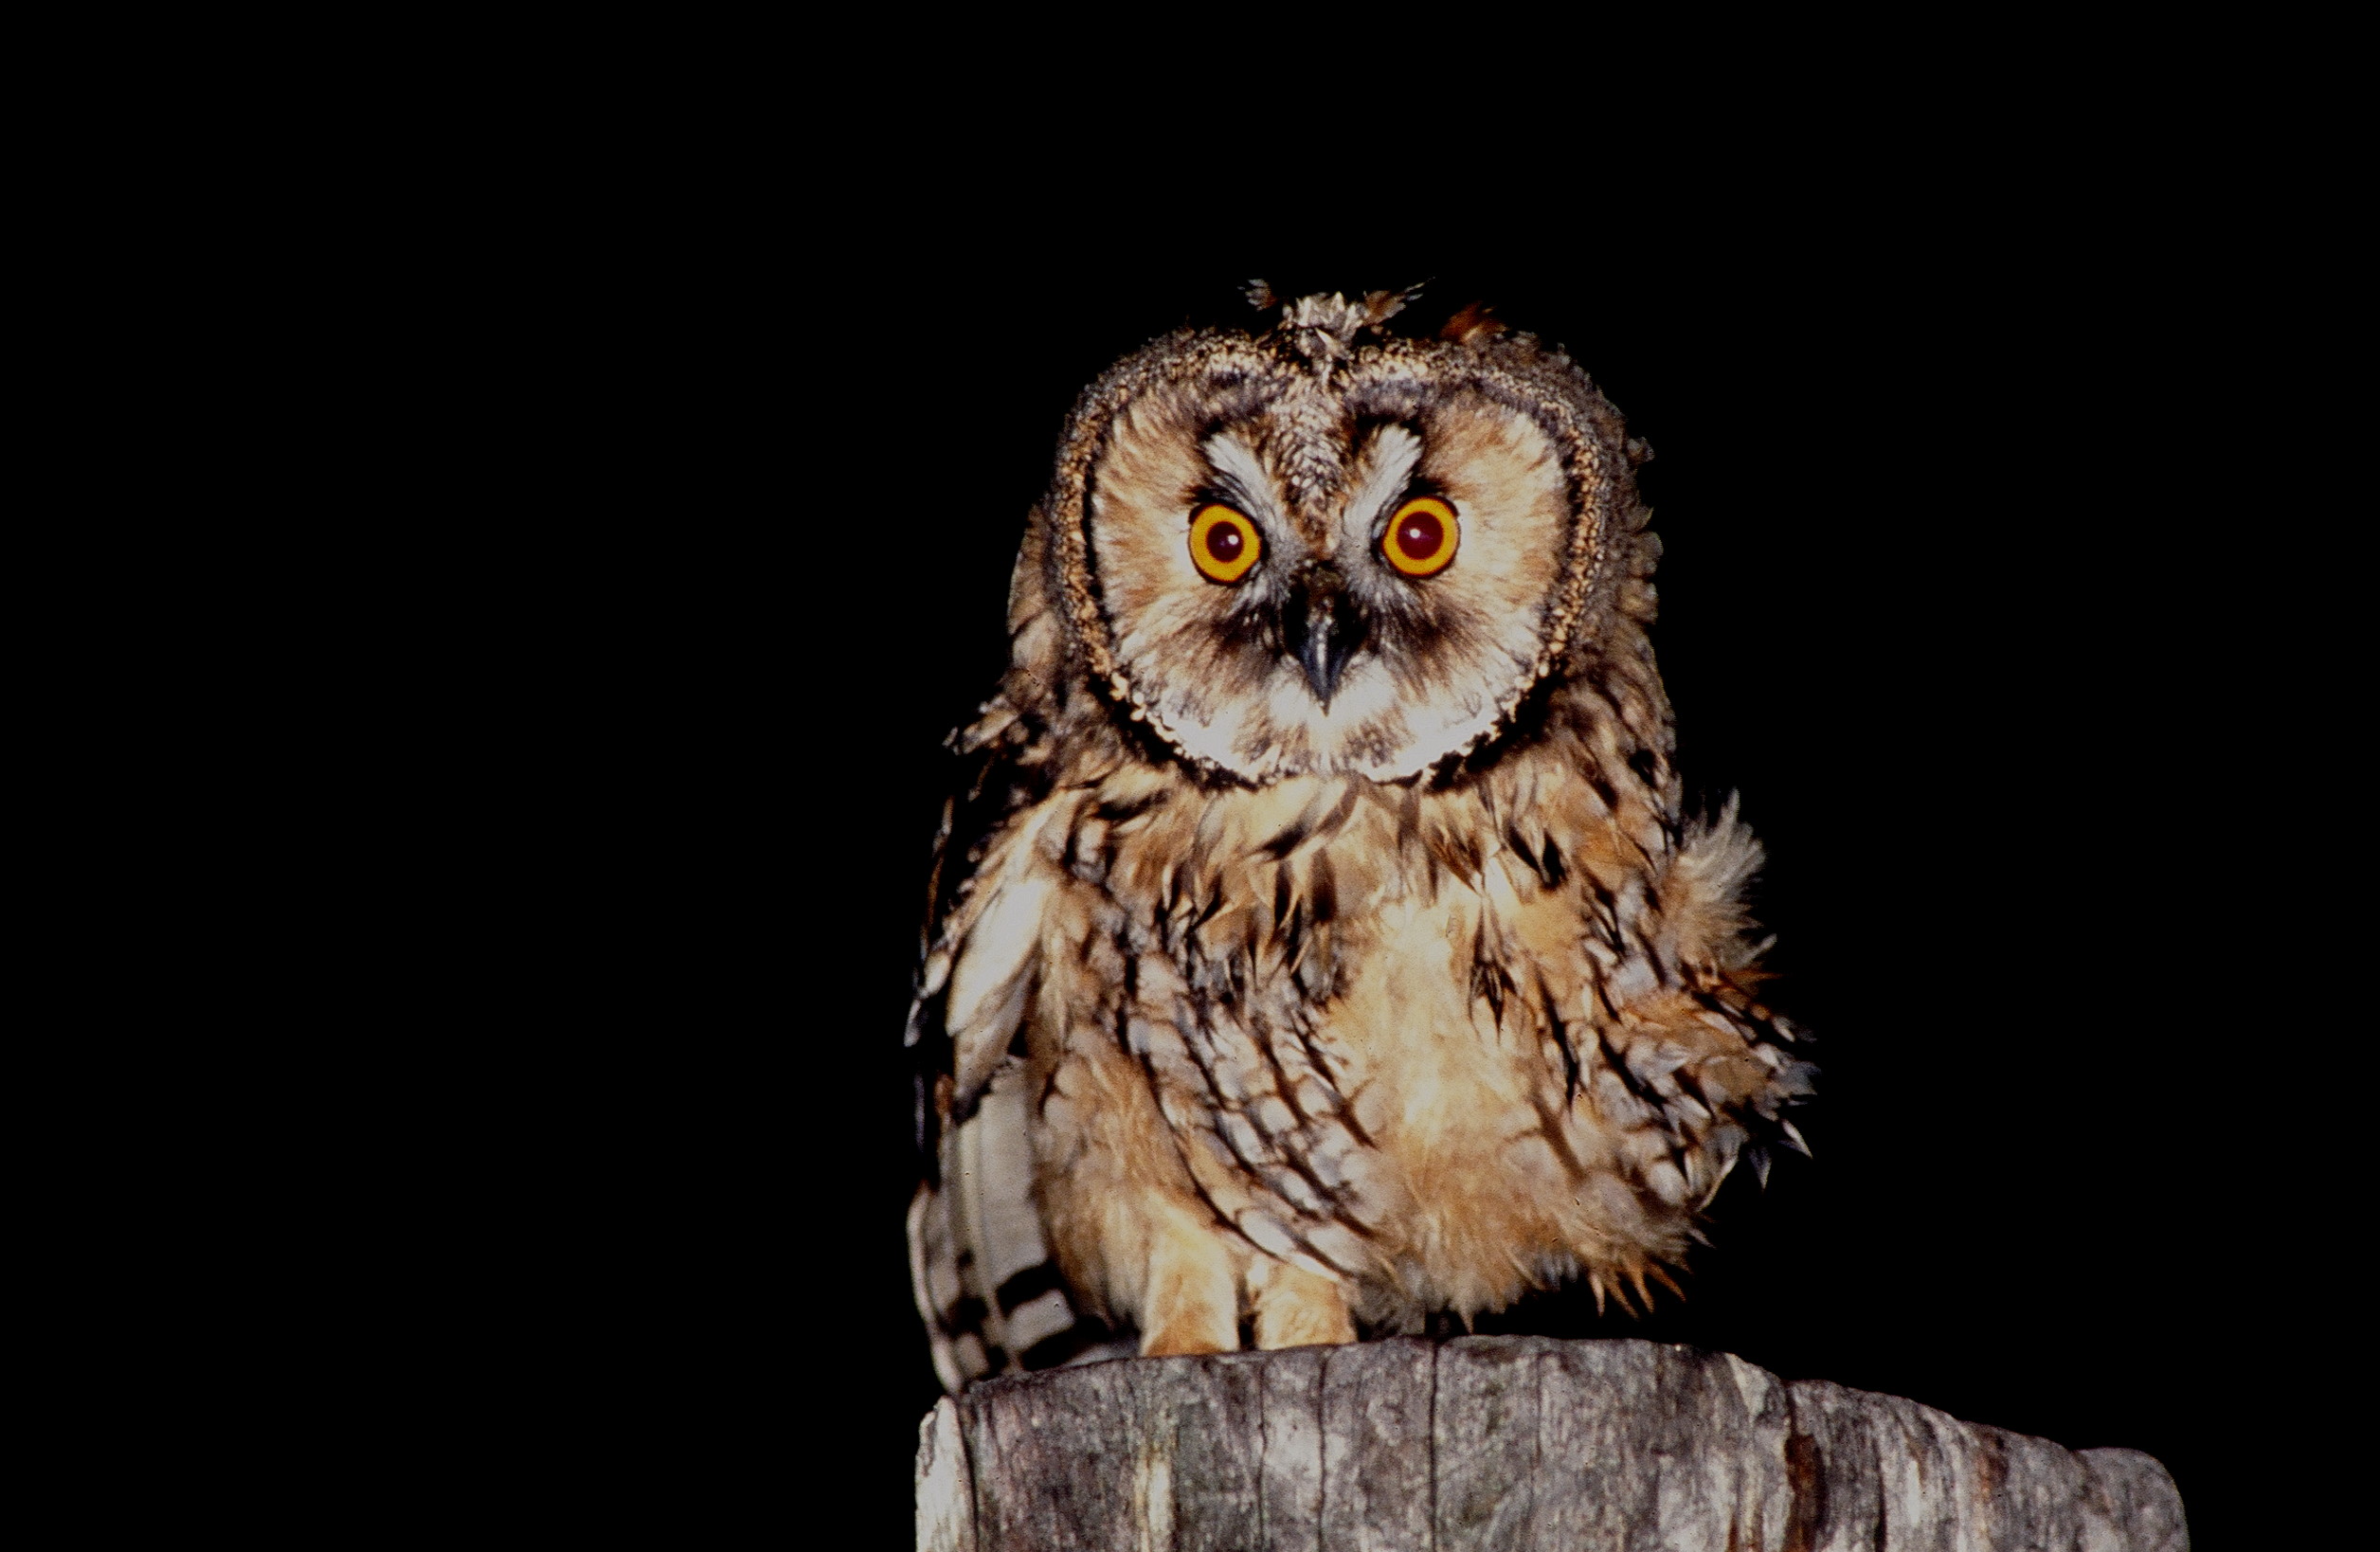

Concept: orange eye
[[1188, 503, 1262, 584], [1382, 496, 1458, 577]]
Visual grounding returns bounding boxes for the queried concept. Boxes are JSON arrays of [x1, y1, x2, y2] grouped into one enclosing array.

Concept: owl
[[905, 287, 1813, 1391]]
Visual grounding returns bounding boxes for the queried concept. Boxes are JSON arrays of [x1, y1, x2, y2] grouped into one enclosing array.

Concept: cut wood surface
[[916, 1336, 2186, 1551]]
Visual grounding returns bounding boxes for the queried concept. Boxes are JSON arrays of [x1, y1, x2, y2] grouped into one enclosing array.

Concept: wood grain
[[917, 1337, 2187, 1550]]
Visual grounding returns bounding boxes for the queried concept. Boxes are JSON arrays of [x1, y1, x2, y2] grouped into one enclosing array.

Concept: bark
[[916, 1336, 2186, 1551]]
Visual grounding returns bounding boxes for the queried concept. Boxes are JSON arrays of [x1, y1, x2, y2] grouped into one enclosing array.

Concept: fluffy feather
[[907, 297, 1812, 1388]]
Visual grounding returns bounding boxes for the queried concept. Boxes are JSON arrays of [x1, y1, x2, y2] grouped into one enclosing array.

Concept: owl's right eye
[[1188, 503, 1262, 584]]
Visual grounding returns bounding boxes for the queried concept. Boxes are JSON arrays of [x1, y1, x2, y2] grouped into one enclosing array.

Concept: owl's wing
[[1584, 797, 1818, 1247], [902, 707, 1117, 1392]]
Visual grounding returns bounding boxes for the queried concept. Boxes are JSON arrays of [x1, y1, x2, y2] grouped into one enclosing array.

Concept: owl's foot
[[1137, 1221, 1239, 1356], [1251, 1260, 1355, 1349]]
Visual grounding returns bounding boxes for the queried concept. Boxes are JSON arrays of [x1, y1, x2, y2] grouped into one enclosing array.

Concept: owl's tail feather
[[908, 1066, 1127, 1394]]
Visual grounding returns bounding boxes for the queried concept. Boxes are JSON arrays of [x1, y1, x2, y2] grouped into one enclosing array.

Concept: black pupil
[[1398, 512, 1443, 559], [1206, 523, 1244, 562]]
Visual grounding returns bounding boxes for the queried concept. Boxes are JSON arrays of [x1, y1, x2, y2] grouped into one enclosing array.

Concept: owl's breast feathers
[[905, 666, 1813, 1389]]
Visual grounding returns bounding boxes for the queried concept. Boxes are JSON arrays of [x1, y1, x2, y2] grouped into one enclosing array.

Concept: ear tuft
[[1360, 284, 1421, 330], [1440, 299, 1507, 348]]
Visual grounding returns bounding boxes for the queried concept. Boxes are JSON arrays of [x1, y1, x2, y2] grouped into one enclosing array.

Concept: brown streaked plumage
[[905, 289, 1813, 1391]]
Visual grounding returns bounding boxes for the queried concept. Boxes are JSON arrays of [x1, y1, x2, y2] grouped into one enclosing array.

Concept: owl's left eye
[[1189, 503, 1262, 584], [1382, 496, 1459, 578]]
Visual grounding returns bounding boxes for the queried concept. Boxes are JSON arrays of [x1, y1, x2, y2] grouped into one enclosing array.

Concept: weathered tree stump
[[916, 1336, 2186, 1550]]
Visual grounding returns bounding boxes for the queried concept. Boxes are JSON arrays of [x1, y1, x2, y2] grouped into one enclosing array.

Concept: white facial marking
[[1092, 374, 1576, 785], [1200, 433, 1281, 527], [1343, 424, 1424, 547]]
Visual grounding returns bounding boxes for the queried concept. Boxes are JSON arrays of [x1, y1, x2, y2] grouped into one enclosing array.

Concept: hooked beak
[[1279, 565, 1369, 708]]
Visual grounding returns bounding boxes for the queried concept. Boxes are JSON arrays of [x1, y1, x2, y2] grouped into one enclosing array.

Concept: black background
[[447, 194, 2322, 1544]]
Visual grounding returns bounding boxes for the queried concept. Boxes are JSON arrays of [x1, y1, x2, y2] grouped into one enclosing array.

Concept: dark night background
[[431, 170, 2334, 1544]]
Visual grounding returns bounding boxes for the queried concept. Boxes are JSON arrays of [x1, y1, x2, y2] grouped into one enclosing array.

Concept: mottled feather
[[907, 295, 1812, 1389]]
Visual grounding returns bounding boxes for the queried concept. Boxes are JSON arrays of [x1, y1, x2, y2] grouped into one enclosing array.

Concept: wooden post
[[917, 1336, 2186, 1550]]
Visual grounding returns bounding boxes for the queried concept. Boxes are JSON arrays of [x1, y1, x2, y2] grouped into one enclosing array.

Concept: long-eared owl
[[906, 287, 1813, 1391]]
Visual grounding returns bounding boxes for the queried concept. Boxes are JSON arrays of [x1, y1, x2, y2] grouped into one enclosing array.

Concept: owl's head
[[1028, 290, 1653, 785]]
